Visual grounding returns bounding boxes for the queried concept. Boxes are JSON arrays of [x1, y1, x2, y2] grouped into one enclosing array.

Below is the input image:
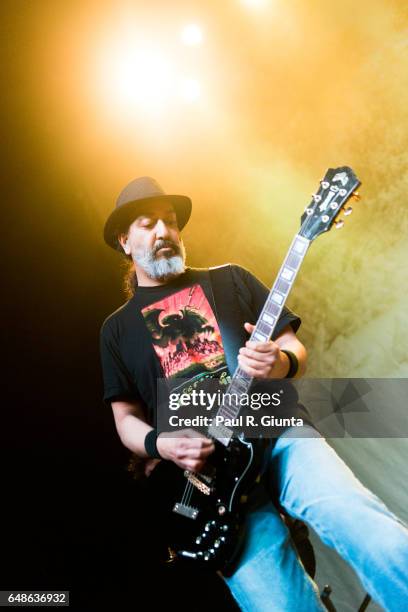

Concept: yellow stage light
[[181, 24, 203, 46], [107, 45, 176, 115], [240, 0, 268, 8], [179, 78, 201, 102]]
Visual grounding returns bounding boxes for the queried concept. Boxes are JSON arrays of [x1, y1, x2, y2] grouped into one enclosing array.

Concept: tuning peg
[[335, 219, 344, 229], [344, 206, 353, 216], [352, 191, 361, 200]]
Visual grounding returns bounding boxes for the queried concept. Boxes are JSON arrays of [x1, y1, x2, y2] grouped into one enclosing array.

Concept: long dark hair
[[122, 258, 137, 298]]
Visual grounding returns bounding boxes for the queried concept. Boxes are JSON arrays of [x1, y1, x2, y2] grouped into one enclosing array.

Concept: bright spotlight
[[240, 0, 268, 7], [112, 46, 175, 114], [181, 24, 203, 46], [179, 78, 201, 102]]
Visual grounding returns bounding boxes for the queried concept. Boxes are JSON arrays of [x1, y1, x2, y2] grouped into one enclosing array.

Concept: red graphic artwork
[[141, 284, 227, 381]]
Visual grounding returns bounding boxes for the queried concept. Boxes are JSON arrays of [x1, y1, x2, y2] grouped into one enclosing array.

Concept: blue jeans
[[223, 427, 408, 611]]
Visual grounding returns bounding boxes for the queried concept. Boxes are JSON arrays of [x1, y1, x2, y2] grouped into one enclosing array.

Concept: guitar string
[[181, 480, 194, 505], [181, 471, 199, 507], [187, 474, 196, 504], [184, 483, 194, 507], [180, 482, 188, 504], [185, 478, 195, 505], [181, 483, 189, 505]]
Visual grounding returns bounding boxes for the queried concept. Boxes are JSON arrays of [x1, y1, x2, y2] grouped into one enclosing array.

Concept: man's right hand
[[156, 428, 215, 472]]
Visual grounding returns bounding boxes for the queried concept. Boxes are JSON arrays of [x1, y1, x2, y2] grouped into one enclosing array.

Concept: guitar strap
[[208, 264, 248, 378]]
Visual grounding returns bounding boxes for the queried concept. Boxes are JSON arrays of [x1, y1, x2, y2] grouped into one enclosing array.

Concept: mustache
[[152, 239, 181, 256]]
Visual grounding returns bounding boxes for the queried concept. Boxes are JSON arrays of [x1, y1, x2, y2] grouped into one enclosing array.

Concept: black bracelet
[[281, 349, 299, 378], [144, 429, 161, 459]]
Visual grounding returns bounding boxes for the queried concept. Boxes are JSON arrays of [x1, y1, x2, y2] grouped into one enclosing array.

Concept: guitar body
[[145, 435, 266, 575]]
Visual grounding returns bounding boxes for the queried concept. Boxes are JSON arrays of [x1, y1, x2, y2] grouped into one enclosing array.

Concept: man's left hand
[[238, 322, 290, 379]]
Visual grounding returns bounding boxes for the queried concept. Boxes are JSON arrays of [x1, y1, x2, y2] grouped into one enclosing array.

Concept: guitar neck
[[207, 165, 360, 444], [214, 233, 310, 425]]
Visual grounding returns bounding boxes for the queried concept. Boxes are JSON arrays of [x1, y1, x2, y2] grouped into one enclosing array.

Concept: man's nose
[[155, 218, 171, 239]]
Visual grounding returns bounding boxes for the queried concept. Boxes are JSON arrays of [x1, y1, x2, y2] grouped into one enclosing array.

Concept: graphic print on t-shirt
[[141, 284, 228, 386]]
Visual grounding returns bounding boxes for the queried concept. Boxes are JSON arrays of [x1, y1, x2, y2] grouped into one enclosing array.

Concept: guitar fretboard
[[208, 234, 310, 442]]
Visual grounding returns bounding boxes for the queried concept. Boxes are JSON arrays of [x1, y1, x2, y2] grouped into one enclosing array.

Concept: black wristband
[[144, 429, 161, 459], [281, 349, 299, 378]]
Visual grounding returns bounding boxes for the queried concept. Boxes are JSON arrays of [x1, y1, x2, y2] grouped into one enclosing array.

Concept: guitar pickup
[[173, 503, 199, 519], [208, 423, 233, 446]]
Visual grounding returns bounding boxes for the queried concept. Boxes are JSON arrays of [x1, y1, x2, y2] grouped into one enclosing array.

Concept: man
[[100, 176, 408, 611]]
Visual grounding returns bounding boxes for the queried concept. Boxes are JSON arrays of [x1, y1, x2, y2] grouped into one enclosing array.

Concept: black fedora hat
[[104, 176, 192, 251]]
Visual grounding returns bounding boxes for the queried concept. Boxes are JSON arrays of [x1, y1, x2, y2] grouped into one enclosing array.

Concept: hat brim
[[103, 194, 192, 251]]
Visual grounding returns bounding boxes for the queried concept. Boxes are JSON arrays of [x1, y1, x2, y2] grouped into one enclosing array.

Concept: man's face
[[118, 200, 186, 281]]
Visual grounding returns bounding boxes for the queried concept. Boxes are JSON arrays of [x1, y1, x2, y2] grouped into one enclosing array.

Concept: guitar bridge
[[173, 503, 199, 519], [184, 471, 212, 495]]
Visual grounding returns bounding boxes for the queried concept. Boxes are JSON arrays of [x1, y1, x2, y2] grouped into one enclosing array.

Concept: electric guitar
[[146, 166, 361, 575]]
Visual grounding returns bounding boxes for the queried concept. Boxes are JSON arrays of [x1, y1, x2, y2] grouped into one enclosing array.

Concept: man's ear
[[118, 233, 131, 255]]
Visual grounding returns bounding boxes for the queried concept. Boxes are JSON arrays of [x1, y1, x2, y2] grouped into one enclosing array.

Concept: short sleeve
[[99, 319, 140, 405], [230, 264, 301, 338]]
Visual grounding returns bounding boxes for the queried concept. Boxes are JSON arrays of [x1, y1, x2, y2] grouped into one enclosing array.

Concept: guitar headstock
[[300, 166, 361, 241]]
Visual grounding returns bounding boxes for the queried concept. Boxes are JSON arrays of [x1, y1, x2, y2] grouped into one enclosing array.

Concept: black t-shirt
[[100, 264, 302, 426]]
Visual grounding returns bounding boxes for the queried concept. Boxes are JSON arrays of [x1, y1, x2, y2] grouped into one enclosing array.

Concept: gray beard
[[133, 240, 186, 282]]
